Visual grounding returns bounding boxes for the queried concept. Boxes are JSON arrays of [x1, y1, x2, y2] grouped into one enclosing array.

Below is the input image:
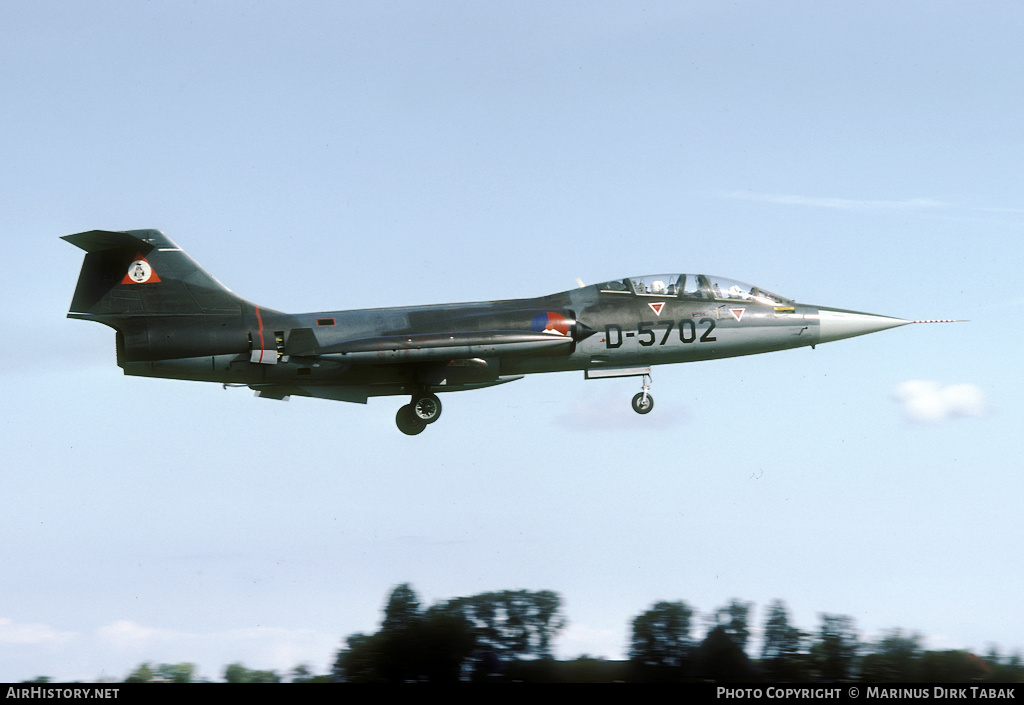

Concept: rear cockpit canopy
[[597, 274, 792, 305]]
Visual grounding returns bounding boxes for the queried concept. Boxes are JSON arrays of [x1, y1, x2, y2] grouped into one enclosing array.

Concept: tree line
[[332, 586, 1023, 683], [23, 584, 1023, 683], [628, 598, 1021, 683]]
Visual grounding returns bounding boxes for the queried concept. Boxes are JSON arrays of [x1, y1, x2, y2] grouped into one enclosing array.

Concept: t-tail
[[63, 229, 274, 365]]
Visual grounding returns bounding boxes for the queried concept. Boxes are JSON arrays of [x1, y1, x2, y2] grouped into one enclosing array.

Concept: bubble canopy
[[596, 274, 793, 305]]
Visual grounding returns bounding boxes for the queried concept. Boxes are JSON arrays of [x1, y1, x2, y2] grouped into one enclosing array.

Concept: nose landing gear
[[631, 375, 654, 414]]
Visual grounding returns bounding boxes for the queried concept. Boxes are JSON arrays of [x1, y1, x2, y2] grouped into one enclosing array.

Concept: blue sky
[[2, 1, 1022, 682]]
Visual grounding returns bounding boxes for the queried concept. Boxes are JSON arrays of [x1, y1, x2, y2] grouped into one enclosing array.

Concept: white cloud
[[94, 620, 334, 672], [719, 191, 945, 211], [96, 620, 186, 649], [1, 618, 337, 682], [0, 618, 77, 647], [893, 380, 989, 424]]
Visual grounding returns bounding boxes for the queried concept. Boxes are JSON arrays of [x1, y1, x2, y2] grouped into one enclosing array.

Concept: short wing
[[249, 375, 524, 404], [284, 328, 575, 362]]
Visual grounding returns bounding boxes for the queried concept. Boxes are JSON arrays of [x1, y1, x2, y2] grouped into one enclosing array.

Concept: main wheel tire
[[396, 404, 427, 435], [631, 392, 654, 414], [411, 393, 442, 424]]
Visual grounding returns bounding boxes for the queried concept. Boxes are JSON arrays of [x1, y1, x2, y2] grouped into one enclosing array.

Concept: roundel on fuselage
[[531, 311, 570, 336]]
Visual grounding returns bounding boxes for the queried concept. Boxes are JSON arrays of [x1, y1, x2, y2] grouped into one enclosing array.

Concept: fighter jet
[[64, 229, 946, 435]]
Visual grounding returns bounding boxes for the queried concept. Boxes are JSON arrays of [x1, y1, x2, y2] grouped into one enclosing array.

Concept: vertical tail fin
[[64, 229, 276, 364], [63, 229, 261, 320]]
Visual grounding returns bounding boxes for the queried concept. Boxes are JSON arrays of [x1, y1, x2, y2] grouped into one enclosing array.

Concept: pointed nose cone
[[817, 307, 912, 344]]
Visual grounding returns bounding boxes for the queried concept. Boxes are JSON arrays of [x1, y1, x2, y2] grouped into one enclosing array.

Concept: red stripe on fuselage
[[255, 305, 266, 363]]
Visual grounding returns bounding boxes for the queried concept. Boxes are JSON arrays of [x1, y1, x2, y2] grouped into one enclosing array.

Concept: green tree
[[223, 662, 280, 683], [441, 589, 566, 675], [990, 651, 1024, 682], [418, 604, 476, 682], [157, 663, 196, 683], [812, 614, 859, 681], [124, 662, 195, 683], [333, 583, 477, 682], [712, 598, 753, 653], [919, 650, 991, 682], [629, 600, 695, 670], [860, 629, 923, 682], [333, 632, 385, 683], [378, 583, 427, 682], [979, 645, 1024, 681], [697, 625, 760, 681], [760, 599, 808, 681], [124, 663, 154, 683], [382, 583, 421, 632], [290, 663, 330, 683]]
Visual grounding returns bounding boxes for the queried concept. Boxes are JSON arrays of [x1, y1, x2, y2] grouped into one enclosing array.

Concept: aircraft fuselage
[[64, 230, 916, 434]]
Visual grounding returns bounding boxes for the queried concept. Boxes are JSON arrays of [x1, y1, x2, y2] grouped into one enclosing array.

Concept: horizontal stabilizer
[[247, 376, 524, 405], [62, 230, 153, 253]]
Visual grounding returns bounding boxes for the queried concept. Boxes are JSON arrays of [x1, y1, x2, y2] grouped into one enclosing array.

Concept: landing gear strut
[[396, 392, 443, 435], [631, 374, 654, 414]]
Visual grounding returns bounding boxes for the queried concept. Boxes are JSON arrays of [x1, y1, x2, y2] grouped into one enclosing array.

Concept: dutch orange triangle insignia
[[122, 253, 161, 284]]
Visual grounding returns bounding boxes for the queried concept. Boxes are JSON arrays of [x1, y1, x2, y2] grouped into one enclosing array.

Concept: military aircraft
[[64, 229, 946, 435]]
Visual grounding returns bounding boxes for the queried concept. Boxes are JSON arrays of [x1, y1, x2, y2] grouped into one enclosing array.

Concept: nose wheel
[[396, 392, 442, 435], [631, 375, 654, 414]]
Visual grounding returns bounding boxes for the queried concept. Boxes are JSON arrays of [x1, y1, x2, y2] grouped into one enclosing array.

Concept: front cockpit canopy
[[597, 274, 792, 305]]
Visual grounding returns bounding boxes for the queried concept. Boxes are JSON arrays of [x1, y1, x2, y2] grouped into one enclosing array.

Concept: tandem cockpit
[[596, 273, 793, 305]]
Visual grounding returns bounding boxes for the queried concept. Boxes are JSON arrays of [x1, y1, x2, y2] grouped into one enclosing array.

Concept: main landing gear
[[631, 374, 654, 414], [395, 392, 443, 435]]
